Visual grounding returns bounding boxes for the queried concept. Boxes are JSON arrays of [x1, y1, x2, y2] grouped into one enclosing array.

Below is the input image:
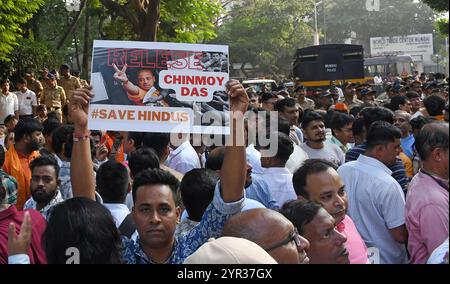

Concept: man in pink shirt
[[406, 122, 449, 264], [293, 159, 369, 264]]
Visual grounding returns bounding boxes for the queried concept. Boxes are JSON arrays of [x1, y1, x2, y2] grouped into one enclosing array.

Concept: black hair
[[29, 155, 60, 178], [128, 147, 160, 178], [141, 132, 170, 159], [180, 169, 218, 222], [415, 122, 449, 161], [4, 114, 17, 125], [330, 112, 355, 134], [42, 118, 61, 137], [352, 117, 365, 139], [359, 106, 394, 133], [44, 197, 122, 264], [14, 117, 43, 142], [292, 159, 337, 198], [16, 78, 27, 85], [205, 147, 225, 171], [301, 110, 324, 128], [389, 95, 409, 112], [47, 112, 59, 120], [52, 125, 74, 155], [280, 199, 323, 235], [260, 92, 277, 103], [0, 79, 10, 85], [90, 130, 102, 138], [0, 145, 5, 168], [349, 106, 364, 118], [127, 132, 143, 149], [274, 98, 296, 112], [277, 118, 291, 136], [96, 161, 129, 203], [132, 168, 180, 206], [264, 131, 293, 164], [406, 91, 421, 100], [423, 95, 446, 116], [410, 116, 431, 132], [366, 121, 402, 150]]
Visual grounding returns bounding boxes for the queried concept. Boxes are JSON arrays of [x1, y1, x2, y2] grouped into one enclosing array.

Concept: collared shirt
[[298, 97, 315, 110], [327, 135, 351, 154], [246, 175, 280, 209], [405, 171, 449, 264], [23, 190, 64, 220], [246, 144, 264, 175], [15, 89, 38, 116], [427, 238, 449, 264], [337, 215, 370, 264], [165, 141, 201, 175], [0, 169, 18, 205], [0, 91, 18, 123], [103, 203, 132, 228], [337, 155, 408, 264], [0, 206, 47, 264], [343, 97, 363, 110], [401, 134, 415, 159], [253, 167, 297, 208], [27, 80, 44, 99], [346, 143, 409, 190], [300, 142, 345, 167], [174, 218, 199, 240], [120, 182, 244, 264], [58, 75, 81, 101], [42, 86, 66, 109]]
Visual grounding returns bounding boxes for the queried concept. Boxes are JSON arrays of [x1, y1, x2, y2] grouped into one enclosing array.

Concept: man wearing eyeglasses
[[222, 208, 310, 264], [292, 159, 369, 264], [281, 199, 350, 264]]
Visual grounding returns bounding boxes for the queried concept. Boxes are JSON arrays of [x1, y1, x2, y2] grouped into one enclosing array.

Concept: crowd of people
[[0, 65, 448, 264]]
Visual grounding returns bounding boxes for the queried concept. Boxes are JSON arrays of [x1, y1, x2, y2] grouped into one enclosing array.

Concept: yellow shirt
[[58, 75, 81, 101], [42, 86, 67, 109]]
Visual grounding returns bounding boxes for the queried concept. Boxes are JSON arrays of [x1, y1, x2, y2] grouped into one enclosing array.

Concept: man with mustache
[[292, 159, 369, 264], [300, 111, 345, 167], [24, 156, 64, 220], [281, 199, 350, 264]]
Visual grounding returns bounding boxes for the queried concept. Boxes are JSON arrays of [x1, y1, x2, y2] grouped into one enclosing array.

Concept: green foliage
[[159, 0, 222, 43], [422, 0, 449, 12], [214, 0, 315, 77], [436, 18, 449, 35], [324, 0, 437, 53], [0, 0, 44, 61]]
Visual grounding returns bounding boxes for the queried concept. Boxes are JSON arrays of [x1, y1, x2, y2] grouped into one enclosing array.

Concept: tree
[[0, 0, 44, 61], [214, 0, 315, 78], [99, 0, 222, 42], [422, 0, 449, 35], [422, 0, 449, 12], [323, 0, 437, 55]]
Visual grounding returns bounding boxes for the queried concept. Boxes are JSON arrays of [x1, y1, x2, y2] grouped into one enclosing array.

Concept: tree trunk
[[82, 10, 90, 80], [57, 0, 87, 49], [240, 62, 250, 78], [139, 0, 160, 41], [74, 32, 81, 72]]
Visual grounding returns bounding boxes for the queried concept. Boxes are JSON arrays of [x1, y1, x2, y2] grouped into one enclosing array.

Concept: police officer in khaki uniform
[[58, 64, 81, 102], [72, 70, 89, 88], [41, 74, 67, 123], [25, 73, 44, 102]]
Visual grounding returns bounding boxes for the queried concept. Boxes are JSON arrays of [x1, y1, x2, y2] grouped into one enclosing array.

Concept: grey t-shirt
[[300, 142, 345, 167]]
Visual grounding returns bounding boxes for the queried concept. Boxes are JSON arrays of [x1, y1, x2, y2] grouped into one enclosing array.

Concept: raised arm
[[220, 80, 249, 203], [69, 87, 96, 200], [112, 63, 139, 96]]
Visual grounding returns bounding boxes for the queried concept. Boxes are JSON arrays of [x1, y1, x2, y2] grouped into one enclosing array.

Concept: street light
[[314, 1, 323, 45], [65, 0, 81, 12]]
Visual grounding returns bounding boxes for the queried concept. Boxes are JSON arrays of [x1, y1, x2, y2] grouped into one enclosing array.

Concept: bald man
[[222, 208, 310, 264]]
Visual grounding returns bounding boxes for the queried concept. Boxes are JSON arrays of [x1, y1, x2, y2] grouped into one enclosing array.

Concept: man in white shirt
[[15, 78, 38, 119], [337, 121, 409, 264], [96, 160, 137, 240], [165, 134, 201, 175], [0, 79, 19, 124], [300, 111, 345, 167], [254, 131, 297, 208]]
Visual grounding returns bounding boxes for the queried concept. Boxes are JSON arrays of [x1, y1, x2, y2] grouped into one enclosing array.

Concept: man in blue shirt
[[69, 80, 249, 264]]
